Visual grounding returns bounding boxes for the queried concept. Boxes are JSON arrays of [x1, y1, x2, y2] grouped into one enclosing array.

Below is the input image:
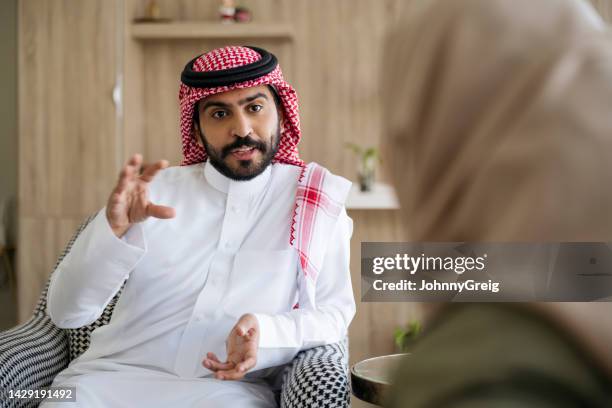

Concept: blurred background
[[1, 1, 612, 407]]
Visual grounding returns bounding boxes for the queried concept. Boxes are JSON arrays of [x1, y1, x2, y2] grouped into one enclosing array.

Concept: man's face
[[194, 85, 283, 181]]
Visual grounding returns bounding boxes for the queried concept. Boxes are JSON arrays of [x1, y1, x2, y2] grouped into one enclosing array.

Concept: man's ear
[[278, 109, 285, 129], [193, 123, 203, 147], [193, 101, 204, 147]]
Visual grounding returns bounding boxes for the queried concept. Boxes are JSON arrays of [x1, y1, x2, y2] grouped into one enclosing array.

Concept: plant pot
[[358, 169, 375, 192]]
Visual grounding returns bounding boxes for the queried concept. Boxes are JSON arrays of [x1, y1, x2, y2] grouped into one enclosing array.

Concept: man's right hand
[[106, 153, 176, 238]]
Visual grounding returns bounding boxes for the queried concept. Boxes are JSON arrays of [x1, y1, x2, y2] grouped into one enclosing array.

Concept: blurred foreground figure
[[382, 0, 612, 406]]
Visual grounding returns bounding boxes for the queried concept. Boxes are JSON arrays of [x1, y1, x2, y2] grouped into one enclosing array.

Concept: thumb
[[146, 204, 176, 219]]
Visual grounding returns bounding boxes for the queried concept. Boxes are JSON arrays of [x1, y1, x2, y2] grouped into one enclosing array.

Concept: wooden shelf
[[131, 22, 295, 41], [346, 182, 400, 210]]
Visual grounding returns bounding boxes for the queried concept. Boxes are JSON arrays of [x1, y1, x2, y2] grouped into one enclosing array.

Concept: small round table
[[350, 353, 410, 406]]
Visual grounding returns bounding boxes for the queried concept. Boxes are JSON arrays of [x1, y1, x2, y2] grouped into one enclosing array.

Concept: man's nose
[[231, 112, 253, 138]]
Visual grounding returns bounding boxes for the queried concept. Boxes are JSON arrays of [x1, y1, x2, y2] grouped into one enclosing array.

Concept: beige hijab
[[383, 0, 612, 376]]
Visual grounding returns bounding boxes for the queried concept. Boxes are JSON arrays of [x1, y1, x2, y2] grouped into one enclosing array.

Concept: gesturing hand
[[202, 314, 260, 380], [106, 153, 176, 238]]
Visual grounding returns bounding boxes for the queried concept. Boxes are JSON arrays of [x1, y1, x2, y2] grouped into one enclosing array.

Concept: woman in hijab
[[381, 0, 612, 406]]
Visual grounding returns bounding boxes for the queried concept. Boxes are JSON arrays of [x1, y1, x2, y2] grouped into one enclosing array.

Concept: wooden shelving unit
[[131, 22, 295, 40]]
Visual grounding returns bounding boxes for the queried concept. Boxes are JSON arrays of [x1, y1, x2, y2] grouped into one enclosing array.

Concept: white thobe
[[42, 161, 356, 407]]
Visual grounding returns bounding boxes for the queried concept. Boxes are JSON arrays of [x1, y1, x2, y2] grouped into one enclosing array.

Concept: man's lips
[[230, 147, 257, 160]]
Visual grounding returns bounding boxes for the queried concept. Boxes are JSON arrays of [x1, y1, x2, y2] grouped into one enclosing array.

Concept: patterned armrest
[[0, 314, 69, 408], [280, 337, 351, 408], [0, 214, 97, 408]]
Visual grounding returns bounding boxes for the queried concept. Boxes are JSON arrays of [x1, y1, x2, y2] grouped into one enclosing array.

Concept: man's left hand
[[202, 313, 260, 380]]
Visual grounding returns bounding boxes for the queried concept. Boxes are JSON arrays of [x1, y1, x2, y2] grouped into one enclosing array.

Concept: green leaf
[[393, 328, 406, 350], [364, 147, 378, 157], [394, 321, 422, 352], [345, 142, 363, 155]]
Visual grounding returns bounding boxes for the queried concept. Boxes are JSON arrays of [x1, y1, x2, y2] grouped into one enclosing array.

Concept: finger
[[125, 153, 142, 176], [114, 169, 129, 195], [244, 328, 256, 340], [134, 183, 148, 219], [207, 352, 221, 362], [146, 204, 176, 219], [108, 191, 125, 212], [234, 325, 248, 337], [241, 326, 257, 340], [140, 160, 169, 183], [127, 153, 143, 170], [215, 368, 245, 381], [202, 353, 234, 371], [114, 163, 137, 195], [127, 155, 144, 180], [235, 355, 256, 373], [202, 358, 234, 371], [202, 352, 220, 368], [115, 153, 142, 190]]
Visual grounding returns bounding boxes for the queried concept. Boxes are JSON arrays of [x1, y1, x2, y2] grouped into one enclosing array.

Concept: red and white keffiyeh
[[292, 163, 351, 310]]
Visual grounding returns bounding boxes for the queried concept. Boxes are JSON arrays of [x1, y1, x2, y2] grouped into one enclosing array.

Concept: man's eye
[[212, 111, 227, 119], [249, 104, 263, 113]]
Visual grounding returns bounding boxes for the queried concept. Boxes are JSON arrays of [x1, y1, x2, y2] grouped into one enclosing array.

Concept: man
[[43, 45, 356, 407]]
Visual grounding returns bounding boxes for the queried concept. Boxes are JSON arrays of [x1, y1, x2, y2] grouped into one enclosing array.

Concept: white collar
[[203, 160, 271, 196]]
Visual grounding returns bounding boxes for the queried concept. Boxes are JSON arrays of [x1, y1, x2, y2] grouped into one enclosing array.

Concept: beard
[[201, 125, 281, 181]]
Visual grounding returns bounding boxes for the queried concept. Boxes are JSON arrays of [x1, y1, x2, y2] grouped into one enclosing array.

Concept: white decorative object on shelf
[[346, 182, 400, 210]]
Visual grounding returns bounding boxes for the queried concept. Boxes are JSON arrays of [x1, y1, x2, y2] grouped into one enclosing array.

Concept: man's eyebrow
[[238, 92, 268, 105], [201, 92, 268, 111], [201, 100, 230, 111]]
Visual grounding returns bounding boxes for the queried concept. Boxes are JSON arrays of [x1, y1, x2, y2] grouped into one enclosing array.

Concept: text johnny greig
[[370, 253, 500, 293]]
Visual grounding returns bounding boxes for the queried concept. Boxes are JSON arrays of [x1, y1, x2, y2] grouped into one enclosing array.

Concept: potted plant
[[345, 143, 381, 192], [394, 321, 422, 353]]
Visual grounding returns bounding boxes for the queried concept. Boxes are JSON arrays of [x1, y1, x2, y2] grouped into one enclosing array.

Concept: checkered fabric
[[0, 314, 68, 408], [0, 215, 97, 408], [179, 45, 304, 168], [0, 215, 351, 408], [65, 284, 125, 361], [29, 215, 127, 362], [280, 337, 351, 408]]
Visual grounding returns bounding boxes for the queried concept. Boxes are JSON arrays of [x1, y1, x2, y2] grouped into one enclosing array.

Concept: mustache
[[221, 136, 267, 158]]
